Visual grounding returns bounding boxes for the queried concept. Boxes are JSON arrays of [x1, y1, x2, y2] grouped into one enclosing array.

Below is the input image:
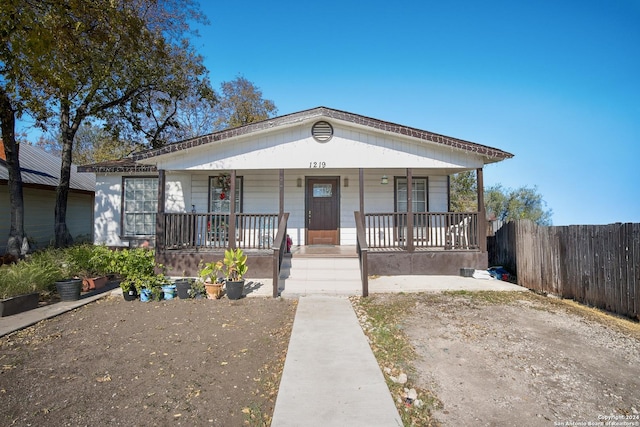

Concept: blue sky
[[192, 0, 639, 226]]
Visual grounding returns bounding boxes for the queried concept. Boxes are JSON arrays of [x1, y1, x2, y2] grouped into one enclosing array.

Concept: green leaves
[[485, 184, 553, 225], [450, 172, 553, 225]]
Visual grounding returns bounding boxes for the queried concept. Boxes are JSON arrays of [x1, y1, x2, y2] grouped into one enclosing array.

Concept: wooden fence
[[489, 220, 639, 319]]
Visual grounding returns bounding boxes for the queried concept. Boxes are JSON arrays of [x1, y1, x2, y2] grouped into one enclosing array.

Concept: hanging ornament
[[220, 192, 226, 200]]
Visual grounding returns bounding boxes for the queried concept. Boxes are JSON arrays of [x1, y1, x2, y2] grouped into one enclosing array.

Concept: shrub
[[64, 244, 113, 277], [109, 248, 167, 293], [0, 250, 65, 299]]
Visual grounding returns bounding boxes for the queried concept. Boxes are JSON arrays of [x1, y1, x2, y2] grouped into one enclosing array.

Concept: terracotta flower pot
[[82, 276, 109, 291], [205, 283, 223, 299]]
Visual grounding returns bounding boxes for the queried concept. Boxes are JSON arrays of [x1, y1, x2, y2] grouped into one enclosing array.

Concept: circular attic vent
[[311, 121, 333, 142]]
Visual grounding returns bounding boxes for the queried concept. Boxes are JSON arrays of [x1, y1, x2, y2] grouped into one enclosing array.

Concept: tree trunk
[[55, 99, 75, 247], [0, 89, 28, 257]]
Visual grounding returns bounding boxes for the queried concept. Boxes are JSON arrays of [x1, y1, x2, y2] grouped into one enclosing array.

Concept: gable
[[140, 119, 487, 171], [80, 107, 513, 173]]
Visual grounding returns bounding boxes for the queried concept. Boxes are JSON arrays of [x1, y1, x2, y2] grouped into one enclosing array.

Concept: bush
[[0, 245, 167, 299], [108, 248, 167, 293], [0, 250, 65, 299], [64, 244, 113, 277]]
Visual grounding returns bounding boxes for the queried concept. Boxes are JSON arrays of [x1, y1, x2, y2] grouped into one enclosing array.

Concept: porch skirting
[[157, 249, 274, 278], [367, 250, 488, 276]]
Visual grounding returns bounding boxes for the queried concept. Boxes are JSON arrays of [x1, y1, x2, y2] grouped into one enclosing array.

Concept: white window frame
[[122, 176, 158, 237], [208, 176, 242, 213], [395, 177, 429, 213]]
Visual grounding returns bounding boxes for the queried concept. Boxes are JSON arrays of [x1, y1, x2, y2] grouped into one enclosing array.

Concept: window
[[123, 177, 158, 236], [395, 178, 428, 212], [209, 175, 242, 213], [313, 183, 333, 197]]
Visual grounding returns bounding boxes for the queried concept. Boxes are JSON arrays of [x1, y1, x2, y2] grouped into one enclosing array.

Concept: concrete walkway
[[0, 283, 121, 337], [271, 295, 403, 426]]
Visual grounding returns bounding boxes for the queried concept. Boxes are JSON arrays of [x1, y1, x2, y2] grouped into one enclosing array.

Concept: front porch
[[156, 207, 487, 297]]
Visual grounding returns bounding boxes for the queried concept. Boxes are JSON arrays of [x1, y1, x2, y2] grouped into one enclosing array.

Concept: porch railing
[[354, 211, 369, 297], [162, 213, 279, 250], [271, 213, 289, 298], [364, 212, 480, 250]]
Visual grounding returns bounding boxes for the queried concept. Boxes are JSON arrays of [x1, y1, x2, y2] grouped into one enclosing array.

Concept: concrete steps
[[278, 256, 363, 296]]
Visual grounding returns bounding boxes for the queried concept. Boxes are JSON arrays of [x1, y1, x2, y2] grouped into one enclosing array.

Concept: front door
[[306, 177, 340, 245]]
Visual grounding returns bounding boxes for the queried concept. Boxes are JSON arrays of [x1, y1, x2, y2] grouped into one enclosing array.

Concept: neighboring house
[[79, 107, 513, 282], [0, 143, 96, 252]]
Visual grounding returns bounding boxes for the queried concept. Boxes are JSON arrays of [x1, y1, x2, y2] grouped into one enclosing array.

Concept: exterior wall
[[94, 174, 125, 246], [0, 186, 93, 251], [94, 172, 190, 247], [150, 121, 485, 171], [93, 169, 452, 248]]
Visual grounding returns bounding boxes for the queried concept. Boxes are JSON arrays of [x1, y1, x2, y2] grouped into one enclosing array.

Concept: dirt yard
[[2, 290, 640, 427], [0, 295, 296, 426], [399, 291, 640, 426]]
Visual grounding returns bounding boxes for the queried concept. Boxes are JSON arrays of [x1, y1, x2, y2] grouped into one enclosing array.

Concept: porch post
[[155, 169, 166, 252], [229, 170, 237, 249], [359, 168, 364, 214], [476, 167, 487, 252], [406, 168, 414, 252], [279, 169, 285, 220]]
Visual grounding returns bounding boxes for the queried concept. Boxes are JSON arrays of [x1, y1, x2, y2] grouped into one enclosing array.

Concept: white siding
[[148, 121, 485, 172], [429, 176, 449, 211], [0, 186, 92, 251], [165, 173, 190, 213], [93, 169, 456, 247], [94, 175, 125, 246]]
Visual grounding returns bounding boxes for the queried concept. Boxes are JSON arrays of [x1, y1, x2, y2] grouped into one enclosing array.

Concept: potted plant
[[174, 273, 193, 299], [120, 280, 138, 301], [109, 248, 167, 302], [65, 244, 111, 291], [197, 261, 224, 299], [0, 250, 63, 315], [188, 280, 206, 299], [216, 248, 248, 300], [174, 278, 192, 299], [55, 278, 83, 301]]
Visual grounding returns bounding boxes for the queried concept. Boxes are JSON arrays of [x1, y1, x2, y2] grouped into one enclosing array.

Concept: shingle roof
[[77, 158, 157, 174], [0, 143, 95, 192], [78, 106, 514, 172]]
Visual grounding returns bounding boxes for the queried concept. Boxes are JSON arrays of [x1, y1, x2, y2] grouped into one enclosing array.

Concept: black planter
[[122, 286, 138, 301], [0, 292, 39, 317], [225, 280, 245, 300], [175, 280, 191, 299], [55, 279, 82, 301]]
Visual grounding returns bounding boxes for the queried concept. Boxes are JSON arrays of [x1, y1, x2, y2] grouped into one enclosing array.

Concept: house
[[79, 107, 513, 292], [0, 143, 96, 252]]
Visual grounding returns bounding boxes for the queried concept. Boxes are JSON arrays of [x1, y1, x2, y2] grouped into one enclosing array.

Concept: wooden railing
[[271, 213, 290, 298], [364, 212, 480, 250], [161, 213, 279, 251], [354, 211, 369, 297]]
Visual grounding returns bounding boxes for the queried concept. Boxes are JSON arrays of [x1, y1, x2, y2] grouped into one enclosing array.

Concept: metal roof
[[0, 143, 95, 192]]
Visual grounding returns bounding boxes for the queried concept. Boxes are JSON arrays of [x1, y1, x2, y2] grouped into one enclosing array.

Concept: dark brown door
[[306, 177, 340, 245]]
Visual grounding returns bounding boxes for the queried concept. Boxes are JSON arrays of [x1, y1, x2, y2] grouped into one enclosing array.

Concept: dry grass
[[351, 295, 442, 427]]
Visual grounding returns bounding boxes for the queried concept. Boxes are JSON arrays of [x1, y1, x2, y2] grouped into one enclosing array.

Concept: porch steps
[[278, 256, 363, 296]]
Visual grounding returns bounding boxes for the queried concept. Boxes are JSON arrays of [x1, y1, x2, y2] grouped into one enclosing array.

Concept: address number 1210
[[309, 162, 326, 168]]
